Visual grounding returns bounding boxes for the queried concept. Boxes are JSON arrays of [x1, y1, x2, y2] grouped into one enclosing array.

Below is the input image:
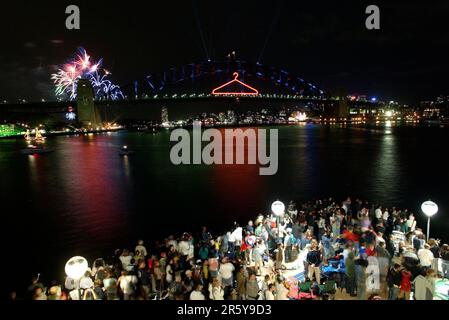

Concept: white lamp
[[65, 256, 88, 280], [271, 201, 285, 217], [421, 201, 438, 241]]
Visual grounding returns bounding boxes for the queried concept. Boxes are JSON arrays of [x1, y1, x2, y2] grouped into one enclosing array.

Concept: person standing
[[286, 228, 298, 263], [236, 266, 247, 300], [246, 273, 260, 300], [413, 269, 436, 300], [264, 283, 276, 300], [418, 244, 434, 270], [275, 243, 284, 270], [345, 252, 357, 297], [136, 261, 151, 300], [209, 277, 224, 300], [321, 230, 335, 263], [387, 264, 402, 300], [135, 240, 148, 258], [219, 257, 235, 290], [398, 269, 412, 300], [306, 240, 322, 284], [440, 244, 449, 279], [190, 283, 205, 300], [274, 275, 289, 300], [119, 271, 138, 300], [355, 258, 368, 300]]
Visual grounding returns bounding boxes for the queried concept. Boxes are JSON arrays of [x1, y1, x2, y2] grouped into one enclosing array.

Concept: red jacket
[[342, 230, 360, 243], [400, 271, 412, 292]]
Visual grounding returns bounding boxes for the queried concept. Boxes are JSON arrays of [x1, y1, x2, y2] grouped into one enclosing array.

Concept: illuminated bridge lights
[[212, 72, 259, 96]]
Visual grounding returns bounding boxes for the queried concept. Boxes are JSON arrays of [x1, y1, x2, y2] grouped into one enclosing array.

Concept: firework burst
[[51, 48, 123, 101]]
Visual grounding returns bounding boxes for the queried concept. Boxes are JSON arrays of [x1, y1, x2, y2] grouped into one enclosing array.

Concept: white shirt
[[232, 227, 243, 244], [318, 218, 326, 229], [120, 275, 138, 294], [342, 248, 351, 261], [258, 243, 267, 255], [188, 240, 195, 259], [69, 289, 80, 300], [375, 209, 382, 219], [382, 211, 389, 221], [103, 278, 117, 289], [80, 276, 94, 289], [413, 275, 435, 300], [407, 218, 416, 231], [178, 240, 191, 256], [167, 240, 178, 251], [209, 284, 224, 300], [135, 245, 147, 257], [190, 290, 205, 300], [219, 263, 235, 279], [418, 249, 434, 267], [119, 255, 132, 270], [65, 277, 76, 290], [376, 236, 386, 246], [275, 283, 289, 300], [265, 290, 275, 300]]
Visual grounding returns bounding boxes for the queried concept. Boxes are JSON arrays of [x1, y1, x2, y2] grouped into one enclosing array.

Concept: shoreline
[[1, 120, 448, 140]]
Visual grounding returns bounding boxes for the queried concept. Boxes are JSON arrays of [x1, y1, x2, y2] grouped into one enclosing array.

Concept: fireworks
[[51, 48, 123, 100], [90, 70, 124, 100]]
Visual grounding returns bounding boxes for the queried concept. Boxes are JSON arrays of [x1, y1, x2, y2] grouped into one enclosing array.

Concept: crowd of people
[[19, 197, 449, 301]]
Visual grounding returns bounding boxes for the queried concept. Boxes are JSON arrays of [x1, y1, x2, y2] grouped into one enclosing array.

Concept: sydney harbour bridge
[[1, 58, 376, 123]]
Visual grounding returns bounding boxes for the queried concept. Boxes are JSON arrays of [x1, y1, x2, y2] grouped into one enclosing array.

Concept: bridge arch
[[123, 60, 328, 100]]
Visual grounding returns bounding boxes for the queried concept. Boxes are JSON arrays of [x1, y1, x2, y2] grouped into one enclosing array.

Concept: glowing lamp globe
[[65, 256, 88, 280], [421, 201, 438, 217], [271, 201, 285, 217]]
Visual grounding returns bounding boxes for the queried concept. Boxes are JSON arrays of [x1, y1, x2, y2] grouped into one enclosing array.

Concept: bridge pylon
[[76, 79, 102, 128]]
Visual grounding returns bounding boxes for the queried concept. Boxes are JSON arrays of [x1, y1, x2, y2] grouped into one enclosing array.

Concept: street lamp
[[271, 201, 285, 239], [421, 201, 438, 241], [65, 256, 88, 300]]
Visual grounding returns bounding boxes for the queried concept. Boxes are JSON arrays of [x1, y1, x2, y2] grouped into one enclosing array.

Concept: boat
[[24, 128, 46, 143], [119, 145, 134, 156], [24, 129, 32, 142], [35, 128, 46, 143], [21, 145, 53, 155]]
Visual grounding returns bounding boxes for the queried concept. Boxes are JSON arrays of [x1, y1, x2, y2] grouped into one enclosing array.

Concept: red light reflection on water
[[208, 128, 268, 219]]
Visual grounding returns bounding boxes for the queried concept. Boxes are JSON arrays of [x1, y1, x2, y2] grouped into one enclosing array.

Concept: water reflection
[[122, 155, 131, 178], [374, 129, 399, 203]]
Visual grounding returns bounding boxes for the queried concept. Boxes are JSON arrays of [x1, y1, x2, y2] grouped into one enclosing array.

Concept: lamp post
[[65, 256, 88, 300], [271, 201, 285, 240], [421, 201, 438, 241]]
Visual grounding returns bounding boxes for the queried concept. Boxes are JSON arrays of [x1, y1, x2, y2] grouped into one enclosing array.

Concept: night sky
[[1, 0, 449, 104]]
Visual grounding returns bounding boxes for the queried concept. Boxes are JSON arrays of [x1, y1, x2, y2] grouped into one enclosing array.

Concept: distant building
[[421, 96, 449, 119]]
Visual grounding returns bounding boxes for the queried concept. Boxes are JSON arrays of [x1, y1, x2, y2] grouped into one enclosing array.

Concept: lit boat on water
[[119, 145, 134, 156], [21, 144, 53, 155], [24, 128, 46, 143]]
